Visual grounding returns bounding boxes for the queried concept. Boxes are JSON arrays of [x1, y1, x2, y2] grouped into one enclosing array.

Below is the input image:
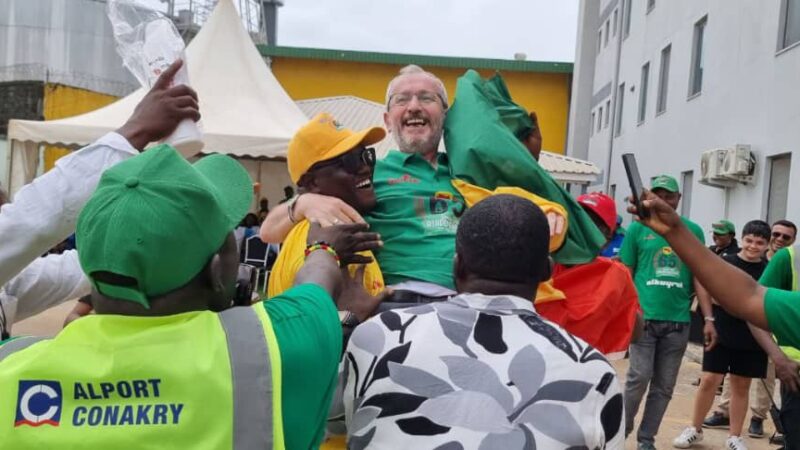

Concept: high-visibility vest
[[782, 244, 800, 362], [0, 306, 284, 450]]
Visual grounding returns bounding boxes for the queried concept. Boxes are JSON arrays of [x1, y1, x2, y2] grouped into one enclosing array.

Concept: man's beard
[[396, 125, 444, 156]]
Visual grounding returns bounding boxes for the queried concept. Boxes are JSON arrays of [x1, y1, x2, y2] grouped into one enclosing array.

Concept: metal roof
[[295, 95, 599, 184], [261, 45, 573, 74]]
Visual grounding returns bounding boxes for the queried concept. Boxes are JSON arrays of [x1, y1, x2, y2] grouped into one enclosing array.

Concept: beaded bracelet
[[304, 241, 340, 266]]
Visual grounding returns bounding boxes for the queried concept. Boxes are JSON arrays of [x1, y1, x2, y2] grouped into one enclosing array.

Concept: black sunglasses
[[310, 147, 376, 174], [772, 231, 794, 240]]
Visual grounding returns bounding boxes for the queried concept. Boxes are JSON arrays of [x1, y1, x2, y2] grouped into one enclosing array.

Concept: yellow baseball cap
[[288, 113, 386, 184]]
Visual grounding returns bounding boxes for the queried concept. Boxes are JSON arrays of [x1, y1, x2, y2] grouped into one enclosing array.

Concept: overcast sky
[[277, 0, 579, 63]]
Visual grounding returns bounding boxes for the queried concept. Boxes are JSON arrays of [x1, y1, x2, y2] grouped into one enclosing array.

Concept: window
[[680, 171, 694, 217], [638, 62, 650, 123], [605, 100, 611, 128], [614, 83, 625, 136], [613, 9, 619, 36], [623, 0, 632, 38], [597, 106, 603, 132], [591, 112, 596, 136], [647, 0, 656, 13], [604, 20, 610, 47], [689, 16, 707, 97], [598, 30, 603, 54], [779, 0, 800, 50], [656, 44, 671, 114], [767, 154, 792, 224]]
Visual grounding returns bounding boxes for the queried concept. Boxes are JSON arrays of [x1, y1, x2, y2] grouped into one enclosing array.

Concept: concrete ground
[[13, 304, 783, 450]]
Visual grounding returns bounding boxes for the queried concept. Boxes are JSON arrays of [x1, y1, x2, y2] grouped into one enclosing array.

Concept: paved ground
[[13, 304, 782, 450]]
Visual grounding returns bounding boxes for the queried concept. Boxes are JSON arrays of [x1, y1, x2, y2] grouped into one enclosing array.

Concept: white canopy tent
[[6, 0, 306, 200]]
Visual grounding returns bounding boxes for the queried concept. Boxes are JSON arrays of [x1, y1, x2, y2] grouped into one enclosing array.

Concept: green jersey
[[619, 218, 705, 322], [367, 150, 465, 289]]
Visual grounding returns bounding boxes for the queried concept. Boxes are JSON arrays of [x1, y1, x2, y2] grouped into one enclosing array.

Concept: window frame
[[688, 15, 708, 98], [638, 62, 650, 124], [656, 44, 672, 115]]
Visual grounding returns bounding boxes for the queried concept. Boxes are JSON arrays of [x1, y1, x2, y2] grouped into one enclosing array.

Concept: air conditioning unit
[[699, 146, 755, 187], [700, 149, 725, 183], [719, 145, 756, 183]]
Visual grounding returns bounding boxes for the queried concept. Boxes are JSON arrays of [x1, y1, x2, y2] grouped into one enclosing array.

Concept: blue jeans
[[782, 384, 800, 450], [625, 320, 690, 445]]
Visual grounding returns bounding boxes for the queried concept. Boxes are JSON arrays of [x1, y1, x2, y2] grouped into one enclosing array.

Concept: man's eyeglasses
[[310, 147, 376, 174], [772, 231, 794, 241], [388, 91, 443, 108]]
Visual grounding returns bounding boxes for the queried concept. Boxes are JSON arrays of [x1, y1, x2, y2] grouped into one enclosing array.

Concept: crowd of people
[[0, 58, 798, 450]]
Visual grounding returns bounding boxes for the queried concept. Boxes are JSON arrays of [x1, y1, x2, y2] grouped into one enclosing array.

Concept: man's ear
[[206, 253, 226, 294]]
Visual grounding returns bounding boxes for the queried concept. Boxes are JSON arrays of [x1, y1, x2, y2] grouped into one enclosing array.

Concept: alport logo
[[15, 380, 62, 427]]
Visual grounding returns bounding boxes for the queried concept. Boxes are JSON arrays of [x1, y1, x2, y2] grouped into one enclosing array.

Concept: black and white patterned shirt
[[338, 293, 625, 449]]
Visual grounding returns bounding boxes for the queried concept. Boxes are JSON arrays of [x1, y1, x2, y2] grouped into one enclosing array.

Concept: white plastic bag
[[108, 0, 204, 157]]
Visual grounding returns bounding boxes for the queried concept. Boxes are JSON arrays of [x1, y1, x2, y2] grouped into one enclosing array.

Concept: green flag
[[444, 70, 606, 265]]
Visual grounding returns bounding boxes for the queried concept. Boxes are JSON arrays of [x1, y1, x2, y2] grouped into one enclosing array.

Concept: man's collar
[[394, 149, 448, 166], [450, 292, 535, 315]]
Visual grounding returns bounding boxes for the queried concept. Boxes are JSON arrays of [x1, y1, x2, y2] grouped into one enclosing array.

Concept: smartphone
[[621, 153, 649, 219]]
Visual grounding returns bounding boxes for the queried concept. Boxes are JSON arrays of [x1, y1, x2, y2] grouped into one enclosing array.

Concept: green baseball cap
[[77, 144, 253, 307], [650, 174, 680, 193], [712, 219, 736, 235]]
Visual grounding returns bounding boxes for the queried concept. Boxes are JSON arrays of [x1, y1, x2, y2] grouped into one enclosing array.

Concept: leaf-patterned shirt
[[338, 293, 625, 449]]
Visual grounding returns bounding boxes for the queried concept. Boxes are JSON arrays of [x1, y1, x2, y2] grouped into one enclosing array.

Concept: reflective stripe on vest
[[0, 336, 46, 363], [782, 245, 800, 361], [219, 307, 273, 450]]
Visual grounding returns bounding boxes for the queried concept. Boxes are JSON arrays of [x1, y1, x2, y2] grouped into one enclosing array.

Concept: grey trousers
[[625, 320, 690, 445]]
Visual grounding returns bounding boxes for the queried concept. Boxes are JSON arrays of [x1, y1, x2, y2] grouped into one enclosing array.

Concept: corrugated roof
[[260, 45, 573, 74], [294, 95, 599, 184]]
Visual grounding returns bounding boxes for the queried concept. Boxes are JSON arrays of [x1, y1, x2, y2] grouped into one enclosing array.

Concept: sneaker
[[769, 433, 785, 445], [702, 411, 730, 429], [726, 435, 748, 450], [637, 443, 657, 450], [673, 427, 703, 448], [748, 417, 764, 438]]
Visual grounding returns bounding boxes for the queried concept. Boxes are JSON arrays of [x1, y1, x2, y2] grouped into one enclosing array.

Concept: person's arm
[[630, 192, 769, 329], [749, 324, 800, 392], [0, 60, 200, 287], [3, 250, 90, 326], [694, 279, 718, 350], [259, 193, 366, 244]]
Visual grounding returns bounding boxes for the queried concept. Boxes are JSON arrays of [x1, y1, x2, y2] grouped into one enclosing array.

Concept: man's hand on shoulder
[[116, 59, 201, 151]]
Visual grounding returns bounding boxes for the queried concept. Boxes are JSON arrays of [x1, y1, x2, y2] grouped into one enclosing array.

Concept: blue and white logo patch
[[15, 380, 62, 427]]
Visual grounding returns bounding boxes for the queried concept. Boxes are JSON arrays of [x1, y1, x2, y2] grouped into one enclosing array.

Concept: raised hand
[[116, 59, 201, 150]]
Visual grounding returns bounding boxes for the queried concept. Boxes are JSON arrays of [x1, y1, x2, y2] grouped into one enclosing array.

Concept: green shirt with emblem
[[619, 218, 705, 322], [366, 150, 465, 289]]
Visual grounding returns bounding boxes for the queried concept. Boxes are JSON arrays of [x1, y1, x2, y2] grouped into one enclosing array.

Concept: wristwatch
[[338, 310, 360, 328]]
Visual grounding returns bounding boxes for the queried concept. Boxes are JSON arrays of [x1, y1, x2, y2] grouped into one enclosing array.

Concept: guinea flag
[[444, 70, 606, 264]]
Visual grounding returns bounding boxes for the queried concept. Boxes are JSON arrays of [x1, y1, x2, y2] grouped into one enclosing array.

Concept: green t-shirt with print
[[366, 150, 465, 289], [759, 247, 793, 290], [619, 218, 705, 322], [765, 288, 800, 350]]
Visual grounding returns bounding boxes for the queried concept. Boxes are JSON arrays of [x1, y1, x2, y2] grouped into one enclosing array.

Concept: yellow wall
[[42, 84, 119, 171], [270, 58, 571, 154]]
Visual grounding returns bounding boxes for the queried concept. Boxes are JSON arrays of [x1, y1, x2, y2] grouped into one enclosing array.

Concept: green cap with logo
[[650, 174, 680, 193], [712, 219, 736, 235], [77, 144, 253, 307]]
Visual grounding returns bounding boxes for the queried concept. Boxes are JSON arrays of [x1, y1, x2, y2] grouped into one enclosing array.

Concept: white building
[[568, 0, 800, 233]]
